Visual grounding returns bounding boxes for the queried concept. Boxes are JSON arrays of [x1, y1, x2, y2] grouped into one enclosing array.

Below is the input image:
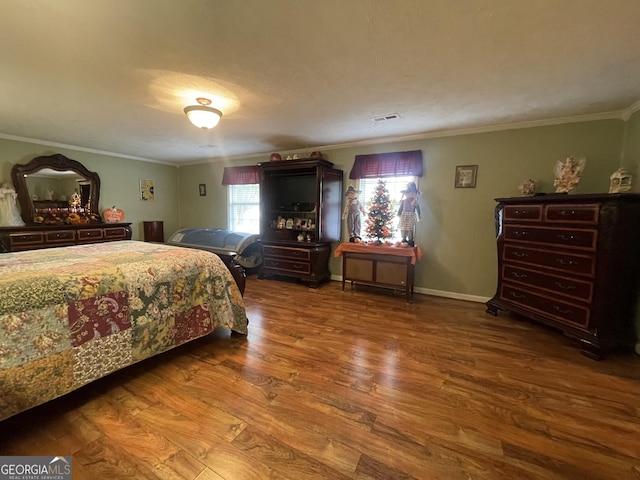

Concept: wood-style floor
[[1, 275, 640, 479]]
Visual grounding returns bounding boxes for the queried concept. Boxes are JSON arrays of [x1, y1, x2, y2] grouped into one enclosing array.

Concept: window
[[359, 176, 417, 241], [228, 183, 260, 233]]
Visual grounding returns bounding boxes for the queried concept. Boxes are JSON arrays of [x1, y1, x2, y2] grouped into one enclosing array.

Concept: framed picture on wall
[[454, 165, 478, 188], [139, 179, 155, 201]]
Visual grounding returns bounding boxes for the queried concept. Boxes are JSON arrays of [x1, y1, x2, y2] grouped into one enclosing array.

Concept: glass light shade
[[184, 105, 222, 130]]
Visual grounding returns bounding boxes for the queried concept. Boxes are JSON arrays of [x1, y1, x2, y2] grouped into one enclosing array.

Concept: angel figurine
[[553, 156, 586, 193], [0, 182, 25, 226]]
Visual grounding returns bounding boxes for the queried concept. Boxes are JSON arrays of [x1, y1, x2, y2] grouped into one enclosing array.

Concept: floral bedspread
[[0, 240, 248, 421]]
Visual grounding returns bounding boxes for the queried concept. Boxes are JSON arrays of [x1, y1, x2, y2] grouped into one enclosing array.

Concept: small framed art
[[199, 184, 207, 196], [454, 165, 478, 188], [139, 179, 155, 201]]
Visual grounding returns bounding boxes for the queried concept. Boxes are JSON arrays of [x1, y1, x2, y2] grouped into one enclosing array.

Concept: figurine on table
[[397, 182, 421, 247], [342, 185, 365, 242]]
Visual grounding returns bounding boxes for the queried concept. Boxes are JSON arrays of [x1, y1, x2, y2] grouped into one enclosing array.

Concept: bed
[[0, 240, 248, 421]]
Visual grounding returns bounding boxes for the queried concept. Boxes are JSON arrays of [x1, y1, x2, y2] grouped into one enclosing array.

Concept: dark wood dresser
[[258, 158, 343, 288], [486, 193, 640, 359], [0, 223, 132, 253]]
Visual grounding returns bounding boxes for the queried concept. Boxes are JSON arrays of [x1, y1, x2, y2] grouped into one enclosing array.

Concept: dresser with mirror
[[0, 153, 131, 253]]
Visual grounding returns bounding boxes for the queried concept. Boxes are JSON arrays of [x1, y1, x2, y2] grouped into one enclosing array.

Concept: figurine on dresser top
[[0, 182, 25, 227], [397, 182, 421, 247], [342, 185, 365, 242]]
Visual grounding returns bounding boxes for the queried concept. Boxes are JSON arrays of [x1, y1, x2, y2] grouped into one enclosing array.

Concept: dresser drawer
[[500, 284, 589, 328], [263, 245, 310, 261], [77, 229, 104, 242], [503, 245, 596, 276], [503, 205, 543, 222], [544, 204, 599, 224], [502, 265, 593, 302], [504, 225, 597, 250], [45, 230, 76, 244], [9, 231, 44, 246], [104, 227, 127, 239], [264, 258, 311, 274]]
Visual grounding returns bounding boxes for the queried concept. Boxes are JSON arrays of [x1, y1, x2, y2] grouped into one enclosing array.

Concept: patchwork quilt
[[0, 240, 248, 421]]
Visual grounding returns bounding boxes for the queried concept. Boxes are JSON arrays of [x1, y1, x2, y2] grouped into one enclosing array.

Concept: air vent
[[371, 113, 400, 123]]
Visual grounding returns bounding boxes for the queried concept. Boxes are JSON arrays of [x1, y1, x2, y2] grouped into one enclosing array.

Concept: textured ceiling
[[1, 0, 640, 165]]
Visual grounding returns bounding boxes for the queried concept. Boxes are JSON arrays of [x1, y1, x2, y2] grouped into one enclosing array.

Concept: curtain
[[222, 165, 260, 185], [349, 150, 423, 179]]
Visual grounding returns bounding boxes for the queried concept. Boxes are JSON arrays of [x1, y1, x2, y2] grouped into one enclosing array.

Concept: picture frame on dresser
[[454, 165, 478, 188]]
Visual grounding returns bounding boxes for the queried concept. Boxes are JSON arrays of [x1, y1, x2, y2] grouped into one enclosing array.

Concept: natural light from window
[[359, 176, 417, 242], [228, 184, 260, 233]]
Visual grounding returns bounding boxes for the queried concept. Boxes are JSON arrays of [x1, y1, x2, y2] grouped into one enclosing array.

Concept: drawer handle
[[513, 210, 529, 216], [553, 306, 573, 315], [511, 272, 528, 279], [558, 210, 577, 216], [512, 251, 529, 258], [556, 234, 577, 241], [554, 282, 576, 290], [555, 258, 578, 266], [509, 292, 526, 299], [513, 231, 528, 237]]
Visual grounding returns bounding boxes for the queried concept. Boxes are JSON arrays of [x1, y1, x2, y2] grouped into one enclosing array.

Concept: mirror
[[11, 153, 102, 225]]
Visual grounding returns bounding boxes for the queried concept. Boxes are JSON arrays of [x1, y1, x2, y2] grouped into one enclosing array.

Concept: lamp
[[183, 97, 222, 130]]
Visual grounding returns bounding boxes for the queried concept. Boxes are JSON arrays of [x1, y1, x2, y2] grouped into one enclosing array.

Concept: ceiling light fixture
[[183, 97, 223, 130]]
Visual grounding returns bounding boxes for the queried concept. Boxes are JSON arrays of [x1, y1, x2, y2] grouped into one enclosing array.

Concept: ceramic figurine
[[553, 156, 586, 193], [0, 182, 25, 227], [397, 182, 421, 247], [519, 178, 536, 196], [342, 185, 365, 242], [609, 167, 632, 193]]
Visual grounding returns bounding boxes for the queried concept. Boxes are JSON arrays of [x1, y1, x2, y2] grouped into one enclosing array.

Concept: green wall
[[178, 118, 627, 299], [622, 110, 640, 177], [0, 138, 180, 241], [0, 115, 631, 300], [177, 161, 231, 229]]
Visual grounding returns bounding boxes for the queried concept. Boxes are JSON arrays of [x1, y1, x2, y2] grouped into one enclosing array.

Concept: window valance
[[349, 150, 423, 179], [222, 165, 260, 185]]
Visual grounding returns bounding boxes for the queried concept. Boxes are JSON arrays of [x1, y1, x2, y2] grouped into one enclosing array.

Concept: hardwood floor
[[1, 275, 640, 479]]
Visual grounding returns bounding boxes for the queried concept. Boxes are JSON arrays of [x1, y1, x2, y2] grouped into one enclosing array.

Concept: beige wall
[[179, 118, 627, 299], [0, 138, 180, 241]]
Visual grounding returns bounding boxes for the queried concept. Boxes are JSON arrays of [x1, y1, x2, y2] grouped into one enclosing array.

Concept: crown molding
[[621, 99, 640, 121], [3, 106, 636, 168], [187, 109, 629, 167], [0, 133, 174, 166]]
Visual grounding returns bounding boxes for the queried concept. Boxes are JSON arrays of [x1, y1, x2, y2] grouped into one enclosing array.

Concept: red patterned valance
[[349, 150, 423, 179], [222, 165, 260, 185]]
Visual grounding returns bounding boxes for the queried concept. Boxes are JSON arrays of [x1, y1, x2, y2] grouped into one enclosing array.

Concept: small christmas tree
[[365, 179, 395, 243]]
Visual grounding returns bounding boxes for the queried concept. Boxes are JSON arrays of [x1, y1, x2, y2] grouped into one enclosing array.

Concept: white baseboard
[[330, 275, 491, 304]]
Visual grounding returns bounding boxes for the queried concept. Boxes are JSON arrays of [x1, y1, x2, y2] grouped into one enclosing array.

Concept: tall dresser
[[486, 193, 640, 359]]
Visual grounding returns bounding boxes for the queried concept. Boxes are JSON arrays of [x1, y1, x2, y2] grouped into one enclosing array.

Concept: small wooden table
[[334, 243, 422, 302]]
